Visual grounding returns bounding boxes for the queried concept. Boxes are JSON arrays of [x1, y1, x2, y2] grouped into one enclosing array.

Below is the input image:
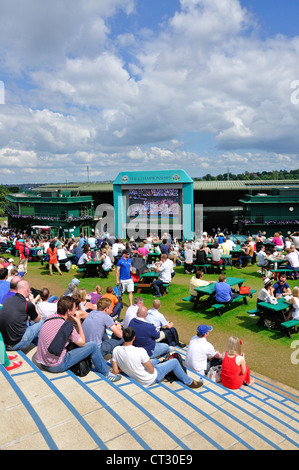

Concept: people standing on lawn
[[47, 241, 62, 276]]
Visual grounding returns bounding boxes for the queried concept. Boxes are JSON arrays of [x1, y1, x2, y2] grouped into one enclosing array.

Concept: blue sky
[[0, 0, 299, 184]]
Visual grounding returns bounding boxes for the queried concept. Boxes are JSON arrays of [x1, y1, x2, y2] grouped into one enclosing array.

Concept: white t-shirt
[[157, 259, 173, 283], [185, 336, 217, 375], [257, 288, 276, 303], [286, 251, 299, 268], [257, 251, 268, 267], [123, 304, 138, 328], [112, 345, 157, 387], [102, 254, 112, 270], [36, 301, 58, 319], [292, 297, 299, 320], [57, 248, 68, 260]]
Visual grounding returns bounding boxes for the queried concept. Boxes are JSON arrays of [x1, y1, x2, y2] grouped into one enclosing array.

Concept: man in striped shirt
[[35, 296, 121, 382]]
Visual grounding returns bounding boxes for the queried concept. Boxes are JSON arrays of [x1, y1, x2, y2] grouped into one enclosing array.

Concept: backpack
[[24, 246, 30, 257], [113, 284, 123, 301], [163, 352, 188, 383]]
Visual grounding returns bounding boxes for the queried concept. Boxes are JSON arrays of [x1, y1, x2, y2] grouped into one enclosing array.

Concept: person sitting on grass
[[112, 327, 203, 389]]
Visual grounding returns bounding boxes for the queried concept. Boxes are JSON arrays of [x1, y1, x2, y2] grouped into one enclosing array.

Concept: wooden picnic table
[[192, 276, 245, 310], [134, 271, 160, 293]]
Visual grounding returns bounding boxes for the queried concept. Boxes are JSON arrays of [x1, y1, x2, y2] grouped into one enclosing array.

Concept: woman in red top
[[47, 241, 62, 276], [221, 336, 254, 389]]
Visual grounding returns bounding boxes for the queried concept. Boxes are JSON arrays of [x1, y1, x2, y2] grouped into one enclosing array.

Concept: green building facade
[[5, 191, 94, 239]]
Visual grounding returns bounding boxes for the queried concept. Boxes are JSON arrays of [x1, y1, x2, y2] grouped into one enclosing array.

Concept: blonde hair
[[226, 336, 242, 356], [95, 285, 102, 294], [292, 286, 299, 299], [78, 288, 87, 302]]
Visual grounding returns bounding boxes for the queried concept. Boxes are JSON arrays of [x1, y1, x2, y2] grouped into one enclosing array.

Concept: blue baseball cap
[[197, 324, 213, 335]]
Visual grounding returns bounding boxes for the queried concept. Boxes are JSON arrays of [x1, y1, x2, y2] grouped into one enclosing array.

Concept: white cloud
[[1, 0, 299, 183]]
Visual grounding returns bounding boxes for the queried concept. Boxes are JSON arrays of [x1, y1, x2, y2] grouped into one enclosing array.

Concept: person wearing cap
[[185, 325, 223, 376], [64, 279, 79, 296], [257, 278, 276, 306], [7, 258, 16, 274], [116, 250, 134, 306]]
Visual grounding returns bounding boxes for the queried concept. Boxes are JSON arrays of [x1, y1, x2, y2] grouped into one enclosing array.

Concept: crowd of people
[[0, 226, 298, 390]]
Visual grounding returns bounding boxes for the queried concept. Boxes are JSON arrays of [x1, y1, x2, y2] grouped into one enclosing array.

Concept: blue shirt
[[273, 281, 290, 295], [1, 290, 16, 305], [117, 257, 132, 281], [0, 280, 10, 305], [215, 282, 232, 302], [160, 244, 170, 254], [129, 317, 159, 356]]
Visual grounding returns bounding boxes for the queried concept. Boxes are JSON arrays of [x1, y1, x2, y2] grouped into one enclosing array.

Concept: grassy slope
[[21, 256, 299, 390]]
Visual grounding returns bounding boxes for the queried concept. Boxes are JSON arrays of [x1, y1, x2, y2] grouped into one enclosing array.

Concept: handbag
[[239, 286, 251, 295], [44, 317, 92, 377], [66, 342, 92, 377], [160, 352, 188, 383], [207, 365, 222, 383]]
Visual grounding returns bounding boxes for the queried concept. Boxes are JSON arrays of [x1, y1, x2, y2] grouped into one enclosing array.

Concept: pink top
[[137, 247, 149, 256], [272, 237, 283, 247]]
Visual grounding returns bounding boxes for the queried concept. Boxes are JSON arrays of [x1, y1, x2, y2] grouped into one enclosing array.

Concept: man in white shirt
[[152, 254, 173, 297], [112, 327, 203, 389], [185, 325, 223, 376], [146, 299, 186, 348], [36, 288, 58, 319], [123, 296, 144, 328], [225, 236, 235, 251], [285, 245, 299, 271]]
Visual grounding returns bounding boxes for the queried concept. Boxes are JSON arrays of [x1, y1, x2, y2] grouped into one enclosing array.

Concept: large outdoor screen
[[128, 188, 180, 223]]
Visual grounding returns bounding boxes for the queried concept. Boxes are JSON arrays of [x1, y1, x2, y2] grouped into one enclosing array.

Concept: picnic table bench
[[281, 319, 299, 337], [80, 259, 108, 278], [191, 276, 246, 311], [211, 289, 257, 316], [254, 298, 294, 337], [133, 271, 160, 293]]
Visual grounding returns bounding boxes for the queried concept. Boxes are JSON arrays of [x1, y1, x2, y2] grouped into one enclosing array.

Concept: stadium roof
[[34, 179, 299, 193]]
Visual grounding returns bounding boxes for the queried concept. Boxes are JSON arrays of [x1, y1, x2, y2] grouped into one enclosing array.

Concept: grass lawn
[[16, 255, 299, 391]]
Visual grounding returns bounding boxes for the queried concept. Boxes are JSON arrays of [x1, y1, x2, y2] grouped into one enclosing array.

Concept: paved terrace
[[1, 344, 299, 451]]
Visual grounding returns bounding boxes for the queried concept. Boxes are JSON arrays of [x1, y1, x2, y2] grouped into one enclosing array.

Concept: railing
[[5, 206, 94, 222], [239, 215, 299, 225]]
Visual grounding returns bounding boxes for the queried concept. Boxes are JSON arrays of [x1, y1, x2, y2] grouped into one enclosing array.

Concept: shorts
[[120, 278, 134, 293]]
